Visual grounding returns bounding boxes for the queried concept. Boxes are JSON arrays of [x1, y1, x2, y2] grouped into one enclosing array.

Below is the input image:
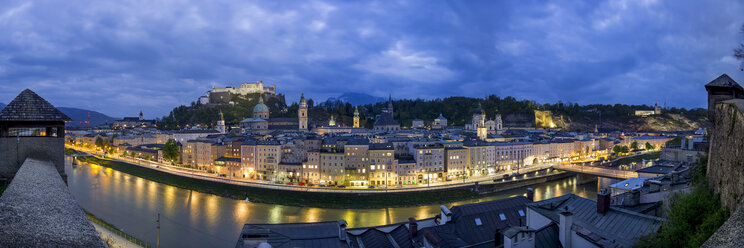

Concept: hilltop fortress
[[199, 81, 278, 105]]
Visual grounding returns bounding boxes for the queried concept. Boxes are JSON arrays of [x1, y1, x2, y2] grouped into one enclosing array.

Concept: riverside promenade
[[69, 145, 556, 194]]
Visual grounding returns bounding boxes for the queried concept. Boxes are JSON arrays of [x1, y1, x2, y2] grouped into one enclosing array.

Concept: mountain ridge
[[325, 92, 387, 106]]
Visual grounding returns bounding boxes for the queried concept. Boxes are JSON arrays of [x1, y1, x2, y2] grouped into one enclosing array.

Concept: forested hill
[[157, 94, 708, 132]]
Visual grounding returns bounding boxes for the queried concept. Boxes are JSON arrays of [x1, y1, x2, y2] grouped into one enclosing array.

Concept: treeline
[[157, 93, 706, 130]]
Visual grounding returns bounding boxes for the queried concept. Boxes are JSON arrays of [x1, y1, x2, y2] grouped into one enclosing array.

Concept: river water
[[65, 157, 612, 248]]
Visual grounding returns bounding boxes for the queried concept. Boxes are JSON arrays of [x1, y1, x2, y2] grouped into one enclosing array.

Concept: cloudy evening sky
[[0, 0, 743, 118]]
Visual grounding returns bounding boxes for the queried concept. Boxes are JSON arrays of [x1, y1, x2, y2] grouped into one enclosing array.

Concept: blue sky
[[0, 0, 742, 118]]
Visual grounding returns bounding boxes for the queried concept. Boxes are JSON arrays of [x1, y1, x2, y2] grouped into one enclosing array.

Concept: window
[[474, 218, 482, 226], [518, 210, 525, 217], [9, 127, 54, 137], [499, 213, 506, 221]]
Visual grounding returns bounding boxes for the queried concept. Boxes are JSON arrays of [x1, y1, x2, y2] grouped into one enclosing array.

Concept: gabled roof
[[417, 196, 532, 247], [236, 221, 346, 248], [0, 89, 72, 122], [527, 194, 665, 247], [705, 73, 744, 91]]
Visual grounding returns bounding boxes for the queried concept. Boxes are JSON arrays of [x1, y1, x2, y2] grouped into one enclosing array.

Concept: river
[[65, 157, 614, 248]]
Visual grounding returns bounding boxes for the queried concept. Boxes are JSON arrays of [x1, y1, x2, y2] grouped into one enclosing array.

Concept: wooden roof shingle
[[0, 89, 71, 122]]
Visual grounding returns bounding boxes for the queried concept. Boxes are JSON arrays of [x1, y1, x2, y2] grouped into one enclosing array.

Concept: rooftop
[[705, 73, 744, 91], [527, 194, 664, 247], [0, 89, 72, 122], [236, 221, 346, 248]]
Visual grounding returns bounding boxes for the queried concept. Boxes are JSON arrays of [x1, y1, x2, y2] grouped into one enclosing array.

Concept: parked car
[[298, 182, 306, 186], [273, 181, 283, 184], [307, 183, 315, 187], [285, 182, 294, 185], [368, 185, 375, 189], [336, 185, 346, 188]]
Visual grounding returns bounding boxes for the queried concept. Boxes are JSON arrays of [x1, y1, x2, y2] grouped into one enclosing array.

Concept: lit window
[[499, 213, 506, 221], [475, 218, 482, 226], [518, 210, 525, 217]]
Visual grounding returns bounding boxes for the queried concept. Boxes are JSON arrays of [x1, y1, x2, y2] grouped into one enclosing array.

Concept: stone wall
[[707, 99, 744, 214], [0, 158, 104, 247], [0, 137, 66, 182]]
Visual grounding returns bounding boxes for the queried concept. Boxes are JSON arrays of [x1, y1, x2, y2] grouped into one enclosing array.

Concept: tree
[[94, 137, 103, 149], [645, 142, 654, 150], [163, 139, 180, 164], [621, 146, 630, 154], [613, 145, 622, 155], [630, 141, 639, 150], [736, 24, 744, 70]]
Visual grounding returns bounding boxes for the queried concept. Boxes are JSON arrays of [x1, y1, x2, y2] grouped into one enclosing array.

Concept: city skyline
[[0, 0, 743, 117]]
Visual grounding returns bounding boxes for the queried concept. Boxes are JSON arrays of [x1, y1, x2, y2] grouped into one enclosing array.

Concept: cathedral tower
[[299, 93, 308, 130], [353, 106, 360, 128], [217, 110, 226, 134]]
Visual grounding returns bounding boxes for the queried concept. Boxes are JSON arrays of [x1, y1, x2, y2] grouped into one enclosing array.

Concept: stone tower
[[299, 93, 308, 130], [217, 110, 226, 134], [329, 114, 336, 127], [353, 106, 360, 128], [705, 73, 744, 121]]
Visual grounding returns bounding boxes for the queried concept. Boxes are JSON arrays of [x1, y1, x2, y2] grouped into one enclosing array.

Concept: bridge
[[553, 164, 638, 179]]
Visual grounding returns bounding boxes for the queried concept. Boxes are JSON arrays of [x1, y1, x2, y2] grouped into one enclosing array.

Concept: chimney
[[598, 188, 611, 214], [494, 230, 503, 247], [559, 207, 573, 248], [439, 205, 453, 225], [422, 230, 439, 246], [408, 217, 418, 238], [527, 188, 534, 201], [337, 219, 348, 241]]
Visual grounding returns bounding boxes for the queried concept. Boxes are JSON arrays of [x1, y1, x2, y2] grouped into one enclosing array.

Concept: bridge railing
[[553, 164, 638, 179]]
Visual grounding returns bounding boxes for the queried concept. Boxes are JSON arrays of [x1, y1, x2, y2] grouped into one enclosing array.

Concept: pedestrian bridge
[[553, 164, 638, 179]]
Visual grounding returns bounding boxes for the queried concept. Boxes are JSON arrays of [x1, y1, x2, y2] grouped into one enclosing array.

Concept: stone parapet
[[0, 158, 104, 247]]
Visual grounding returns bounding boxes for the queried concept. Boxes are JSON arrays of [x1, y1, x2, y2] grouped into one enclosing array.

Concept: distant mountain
[[58, 107, 118, 127], [0, 102, 116, 127], [325, 92, 387, 106]]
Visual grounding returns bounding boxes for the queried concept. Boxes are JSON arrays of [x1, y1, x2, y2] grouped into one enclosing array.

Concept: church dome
[[253, 96, 270, 113]]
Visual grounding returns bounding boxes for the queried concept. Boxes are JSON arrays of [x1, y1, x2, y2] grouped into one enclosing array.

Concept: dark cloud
[[0, 0, 742, 118]]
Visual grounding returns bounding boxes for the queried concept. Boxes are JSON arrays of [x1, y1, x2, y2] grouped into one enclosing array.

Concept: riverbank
[[76, 155, 480, 208], [84, 210, 151, 248], [74, 155, 572, 208]]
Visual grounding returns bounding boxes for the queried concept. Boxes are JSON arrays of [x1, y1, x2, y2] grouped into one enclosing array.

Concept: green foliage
[[636, 154, 728, 248], [613, 145, 622, 155], [612, 151, 660, 165], [162, 139, 180, 164], [645, 142, 654, 150], [157, 92, 707, 130], [665, 137, 681, 147], [631, 141, 639, 150], [621, 146, 629, 154]]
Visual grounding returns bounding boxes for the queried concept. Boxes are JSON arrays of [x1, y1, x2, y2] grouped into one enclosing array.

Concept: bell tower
[[353, 106, 360, 128], [299, 93, 308, 130]]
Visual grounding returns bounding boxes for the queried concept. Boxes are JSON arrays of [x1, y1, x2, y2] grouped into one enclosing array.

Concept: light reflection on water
[[66, 157, 602, 248]]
